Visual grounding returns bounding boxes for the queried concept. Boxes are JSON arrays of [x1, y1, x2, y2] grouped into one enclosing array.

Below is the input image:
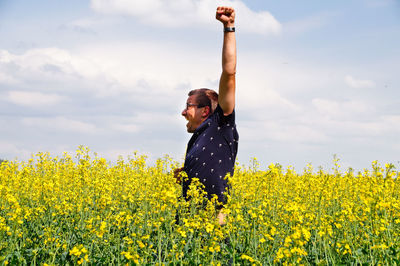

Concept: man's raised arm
[[216, 6, 237, 116]]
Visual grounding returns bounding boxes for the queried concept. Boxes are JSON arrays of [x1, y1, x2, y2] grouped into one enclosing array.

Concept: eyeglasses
[[185, 103, 207, 110]]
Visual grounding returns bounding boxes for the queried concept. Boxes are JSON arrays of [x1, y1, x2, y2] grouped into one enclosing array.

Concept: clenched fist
[[216, 6, 235, 27]]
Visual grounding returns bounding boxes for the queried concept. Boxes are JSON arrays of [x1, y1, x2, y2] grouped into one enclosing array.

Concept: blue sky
[[0, 0, 399, 171]]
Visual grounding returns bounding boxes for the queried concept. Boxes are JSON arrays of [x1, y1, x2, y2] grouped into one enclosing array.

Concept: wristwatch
[[224, 27, 235, 32]]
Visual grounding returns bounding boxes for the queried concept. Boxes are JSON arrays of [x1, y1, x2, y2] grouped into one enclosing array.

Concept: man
[[174, 6, 238, 225]]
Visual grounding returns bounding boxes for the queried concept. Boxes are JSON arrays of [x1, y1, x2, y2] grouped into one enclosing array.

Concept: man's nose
[[181, 108, 187, 116]]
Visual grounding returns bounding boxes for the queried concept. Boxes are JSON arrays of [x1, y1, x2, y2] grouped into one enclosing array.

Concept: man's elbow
[[222, 69, 236, 76]]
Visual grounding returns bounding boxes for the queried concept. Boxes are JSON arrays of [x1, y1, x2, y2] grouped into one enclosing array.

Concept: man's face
[[181, 95, 206, 133]]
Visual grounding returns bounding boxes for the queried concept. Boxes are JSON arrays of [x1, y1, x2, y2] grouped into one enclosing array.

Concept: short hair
[[188, 88, 219, 113]]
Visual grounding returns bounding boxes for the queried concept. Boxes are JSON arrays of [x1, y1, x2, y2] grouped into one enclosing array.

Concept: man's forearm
[[222, 24, 236, 75]]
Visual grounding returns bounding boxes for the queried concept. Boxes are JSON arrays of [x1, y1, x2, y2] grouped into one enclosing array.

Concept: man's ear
[[202, 106, 211, 118]]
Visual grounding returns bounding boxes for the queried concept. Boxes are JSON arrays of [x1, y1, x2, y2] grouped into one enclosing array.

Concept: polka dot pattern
[[183, 104, 239, 205]]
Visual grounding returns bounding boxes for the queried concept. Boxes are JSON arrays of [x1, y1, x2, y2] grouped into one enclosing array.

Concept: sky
[[0, 0, 399, 171]]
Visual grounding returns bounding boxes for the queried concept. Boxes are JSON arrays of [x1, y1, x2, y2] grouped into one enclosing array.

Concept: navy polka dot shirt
[[183, 104, 239, 205]]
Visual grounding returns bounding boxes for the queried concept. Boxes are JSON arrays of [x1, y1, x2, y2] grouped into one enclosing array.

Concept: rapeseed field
[[0, 146, 399, 265]]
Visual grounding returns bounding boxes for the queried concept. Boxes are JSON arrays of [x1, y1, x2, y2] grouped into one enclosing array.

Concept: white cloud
[[315, 119, 383, 137], [112, 123, 141, 133], [0, 48, 104, 92], [0, 48, 134, 100], [268, 123, 328, 143], [0, 141, 29, 158], [345, 75, 375, 89], [0, 31, 396, 170], [238, 86, 298, 113], [381, 115, 400, 133], [74, 42, 222, 96], [17, 48, 103, 79], [0, 45, 214, 98], [0, 145, 34, 161], [240, 120, 328, 144], [7, 91, 64, 107], [90, 0, 281, 35], [0, 72, 19, 85], [0, 51, 20, 84], [0, 50, 13, 63], [21, 117, 97, 133], [312, 98, 371, 118]]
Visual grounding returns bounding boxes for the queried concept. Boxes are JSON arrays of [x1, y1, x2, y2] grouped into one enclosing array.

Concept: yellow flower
[[240, 254, 255, 262], [70, 246, 81, 256], [205, 223, 214, 233], [137, 240, 145, 249]]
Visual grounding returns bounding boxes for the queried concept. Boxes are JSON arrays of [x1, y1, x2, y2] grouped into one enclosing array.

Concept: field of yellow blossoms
[[1, 146, 399, 265]]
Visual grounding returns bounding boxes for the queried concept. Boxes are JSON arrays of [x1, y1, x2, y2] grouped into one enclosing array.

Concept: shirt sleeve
[[214, 104, 235, 126]]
